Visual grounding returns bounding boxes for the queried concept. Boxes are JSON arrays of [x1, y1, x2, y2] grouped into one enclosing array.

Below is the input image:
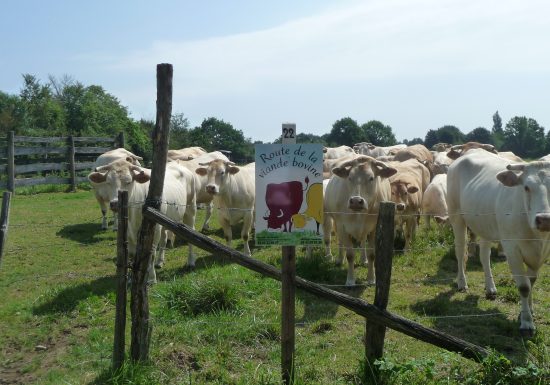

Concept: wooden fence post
[[113, 191, 129, 370], [117, 132, 125, 149], [0, 191, 12, 267], [68, 136, 76, 192], [365, 202, 395, 366], [130, 63, 173, 362], [281, 123, 296, 385], [7, 131, 15, 193]]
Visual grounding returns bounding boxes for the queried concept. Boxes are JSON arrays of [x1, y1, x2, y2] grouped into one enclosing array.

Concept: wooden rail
[[143, 206, 490, 362], [0, 131, 123, 192]]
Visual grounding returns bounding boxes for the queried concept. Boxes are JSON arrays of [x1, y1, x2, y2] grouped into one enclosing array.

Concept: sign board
[[255, 142, 324, 246]]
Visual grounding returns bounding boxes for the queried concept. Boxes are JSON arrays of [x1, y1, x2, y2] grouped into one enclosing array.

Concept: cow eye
[[369, 176, 374, 181], [524, 186, 530, 192]]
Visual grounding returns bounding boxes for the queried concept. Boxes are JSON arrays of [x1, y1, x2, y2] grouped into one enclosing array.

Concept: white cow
[[173, 151, 230, 231], [324, 155, 397, 286], [167, 146, 207, 161], [448, 149, 550, 336], [88, 159, 192, 282], [323, 145, 355, 160], [387, 159, 430, 250], [91, 148, 143, 230], [196, 160, 256, 255], [421, 174, 448, 227], [353, 143, 407, 158]]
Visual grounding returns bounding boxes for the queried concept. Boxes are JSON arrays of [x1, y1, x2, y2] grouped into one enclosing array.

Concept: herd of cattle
[[87, 141, 549, 336]]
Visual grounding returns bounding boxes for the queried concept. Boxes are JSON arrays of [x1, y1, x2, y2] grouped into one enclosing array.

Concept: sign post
[[255, 124, 324, 384]]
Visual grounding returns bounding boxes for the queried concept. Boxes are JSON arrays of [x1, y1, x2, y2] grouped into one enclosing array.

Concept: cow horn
[[225, 161, 236, 166], [450, 144, 464, 151], [129, 165, 143, 173], [507, 164, 526, 171], [277, 209, 284, 218], [94, 164, 112, 172], [198, 161, 214, 166], [374, 160, 389, 169]]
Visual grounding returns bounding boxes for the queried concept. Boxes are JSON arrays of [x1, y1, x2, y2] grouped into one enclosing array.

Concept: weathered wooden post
[[281, 123, 296, 385], [7, 131, 15, 193], [130, 63, 172, 362], [0, 191, 12, 266], [365, 202, 395, 366], [117, 132, 125, 149], [113, 190, 129, 370], [68, 135, 76, 192]]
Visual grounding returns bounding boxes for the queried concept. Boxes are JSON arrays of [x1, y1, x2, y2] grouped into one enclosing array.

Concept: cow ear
[[496, 170, 521, 187], [88, 171, 107, 183], [377, 167, 397, 179], [447, 149, 461, 160], [133, 171, 150, 184], [196, 167, 208, 176], [407, 185, 419, 194], [228, 166, 240, 174], [332, 166, 351, 178]]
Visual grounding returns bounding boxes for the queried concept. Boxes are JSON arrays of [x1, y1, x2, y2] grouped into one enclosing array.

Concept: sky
[[2, 0, 550, 143]]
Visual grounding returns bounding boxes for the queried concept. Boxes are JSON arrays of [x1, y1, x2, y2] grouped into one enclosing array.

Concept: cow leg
[[359, 239, 367, 265], [201, 202, 213, 231], [112, 212, 118, 231], [99, 200, 109, 230], [467, 228, 477, 258], [504, 249, 535, 336], [450, 217, 468, 291], [323, 215, 334, 261], [527, 269, 537, 316], [155, 229, 168, 268], [220, 216, 233, 249], [344, 237, 356, 286], [366, 232, 376, 285], [241, 211, 253, 256], [478, 238, 497, 299]]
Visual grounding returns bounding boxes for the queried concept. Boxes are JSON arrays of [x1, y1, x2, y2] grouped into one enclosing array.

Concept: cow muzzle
[[348, 196, 366, 211], [535, 213, 550, 231], [396, 203, 406, 211], [205, 184, 218, 194], [110, 200, 119, 212]]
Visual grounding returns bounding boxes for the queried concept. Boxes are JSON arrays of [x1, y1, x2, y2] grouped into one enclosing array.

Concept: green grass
[[0, 189, 549, 384]]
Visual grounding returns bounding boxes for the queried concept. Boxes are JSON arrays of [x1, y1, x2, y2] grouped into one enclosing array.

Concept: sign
[[255, 143, 324, 246]]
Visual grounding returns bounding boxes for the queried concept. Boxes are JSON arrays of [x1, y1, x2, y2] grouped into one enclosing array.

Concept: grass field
[[0, 187, 549, 384]]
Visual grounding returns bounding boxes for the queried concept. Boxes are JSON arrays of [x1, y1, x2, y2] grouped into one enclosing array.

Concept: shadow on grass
[[295, 249, 368, 323], [57, 222, 113, 244], [409, 288, 528, 360], [32, 275, 115, 315]]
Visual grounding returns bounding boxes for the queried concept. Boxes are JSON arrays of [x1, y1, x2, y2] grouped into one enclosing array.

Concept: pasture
[[0, 187, 549, 384]]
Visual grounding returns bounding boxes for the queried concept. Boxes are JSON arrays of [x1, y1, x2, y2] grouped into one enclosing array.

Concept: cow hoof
[[485, 291, 497, 300], [519, 328, 535, 339], [154, 262, 164, 269]]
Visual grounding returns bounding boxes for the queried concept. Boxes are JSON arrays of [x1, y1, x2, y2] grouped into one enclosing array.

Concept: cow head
[[332, 156, 397, 211], [88, 159, 150, 211], [497, 162, 550, 232], [447, 142, 497, 160], [390, 179, 419, 212], [196, 159, 240, 195]]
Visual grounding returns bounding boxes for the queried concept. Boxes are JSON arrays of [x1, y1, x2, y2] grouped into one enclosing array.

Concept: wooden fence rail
[[142, 206, 490, 362], [0, 131, 124, 192]]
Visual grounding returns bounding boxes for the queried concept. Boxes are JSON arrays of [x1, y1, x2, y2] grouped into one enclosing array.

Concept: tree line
[[1, 75, 548, 163]]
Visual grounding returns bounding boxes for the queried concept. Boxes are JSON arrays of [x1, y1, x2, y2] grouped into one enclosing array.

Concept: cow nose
[[396, 203, 405, 211], [348, 196, 365, 210], [110, 200, 119, 212], [535, 214, 550, 231], [205, 185, 216, 194]]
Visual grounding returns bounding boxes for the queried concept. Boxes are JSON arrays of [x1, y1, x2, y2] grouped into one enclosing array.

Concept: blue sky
[[2, 0, 549, 143]]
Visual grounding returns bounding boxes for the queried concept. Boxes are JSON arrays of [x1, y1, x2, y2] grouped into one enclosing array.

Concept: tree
[[492, 111, 503, 134], [465, 127, 493, 144], [361, 120, 397, 146], [502, 116, 545, 159], [170, 112, 190, 149], [0, 91, 25, 135], [325, 117, 366, 146], [189, 117, 254, 163], [20, 74, 65, 135], [403, 137, 424, 145], [424, 125, 465, 149], [272, 132, 326, 144]]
